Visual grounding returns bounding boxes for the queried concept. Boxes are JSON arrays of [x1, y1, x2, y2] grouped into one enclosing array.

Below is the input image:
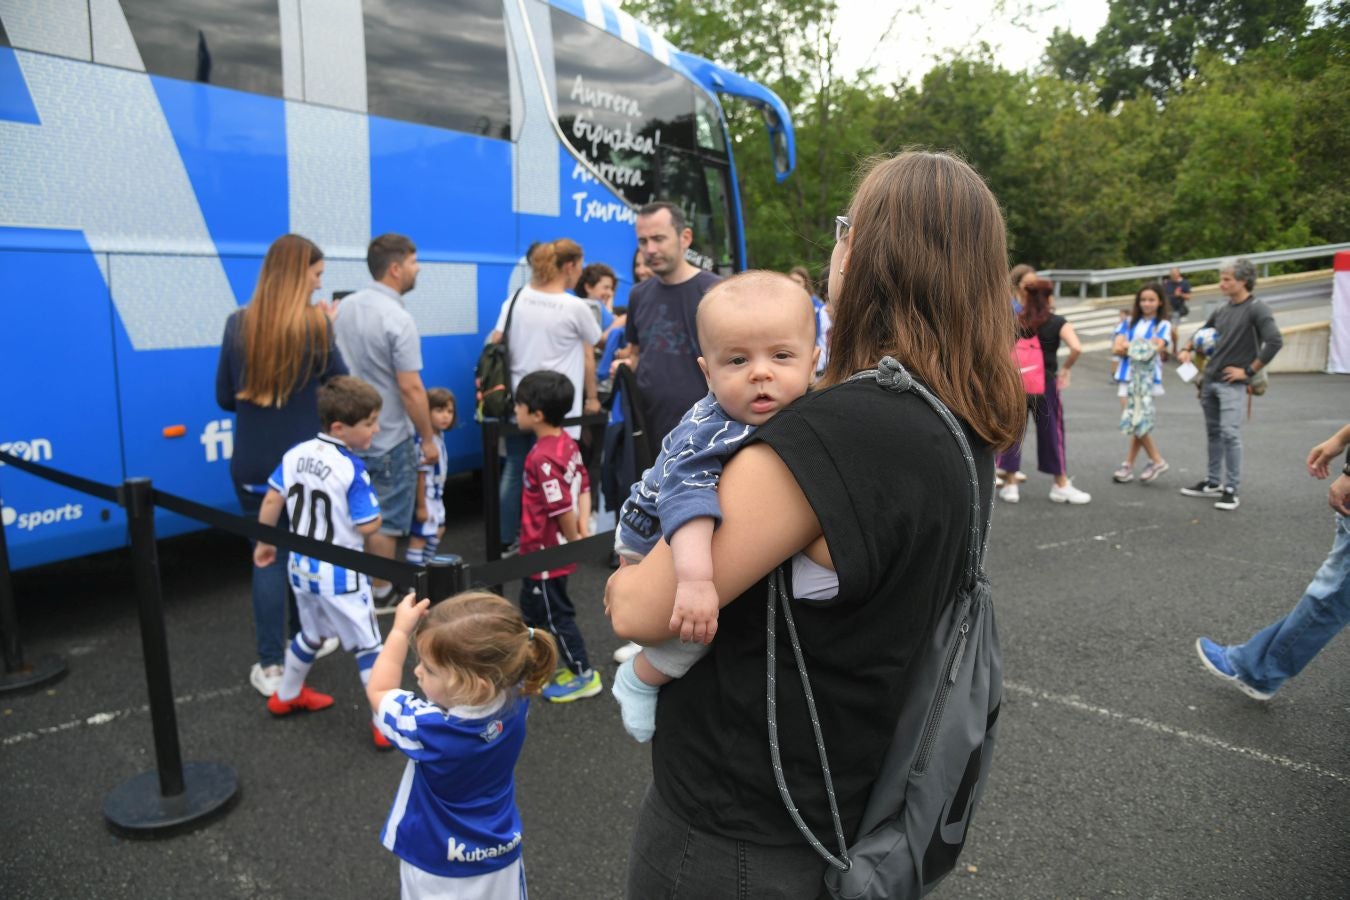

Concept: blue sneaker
[[542, 667, 603, 703], [1194, 638, 1273, 700]]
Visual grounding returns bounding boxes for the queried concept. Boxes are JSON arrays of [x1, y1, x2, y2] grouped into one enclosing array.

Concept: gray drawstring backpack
[[768, 357, 1003, 900]]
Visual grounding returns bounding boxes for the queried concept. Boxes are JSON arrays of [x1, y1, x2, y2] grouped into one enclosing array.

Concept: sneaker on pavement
[[612, 641, 642, 664], [371, 721, 395, 751], [1049, 480, 1091, 504], [1214, 489, 1240, 511], [1194, 637, 1272, 700], [1180, 480, 1221, 497], [249, 663, 284, 698], [1112, 463, 1134, 483], [998, 484, 1020, 504], [542, 668, 603, 703], [1139, 460, 1169, 483], [267, 684, 334, 716], [315, 637, 341, 659]]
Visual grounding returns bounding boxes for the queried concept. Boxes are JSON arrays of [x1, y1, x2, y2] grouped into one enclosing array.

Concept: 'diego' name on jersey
[[295, 456, 333, 481]]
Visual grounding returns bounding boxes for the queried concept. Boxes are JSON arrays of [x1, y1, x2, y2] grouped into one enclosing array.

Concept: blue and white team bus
[[0, 0, 796, 569]]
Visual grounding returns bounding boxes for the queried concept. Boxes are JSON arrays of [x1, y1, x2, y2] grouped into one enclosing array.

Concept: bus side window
[[122, 0, 283, 97], [364, 0, 511, 139]]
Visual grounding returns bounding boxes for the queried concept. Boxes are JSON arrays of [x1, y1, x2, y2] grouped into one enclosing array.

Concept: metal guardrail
[[1041, 242, 1350, 298]]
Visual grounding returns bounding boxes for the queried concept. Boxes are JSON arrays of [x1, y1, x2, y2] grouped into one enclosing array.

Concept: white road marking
[[1, 685, 245, 747], [1035, 524, 1160, 550], [1004, 680, 1350, 787]]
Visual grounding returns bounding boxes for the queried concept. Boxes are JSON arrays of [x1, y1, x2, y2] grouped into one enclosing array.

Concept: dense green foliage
[[627, 0, 1349, 280]]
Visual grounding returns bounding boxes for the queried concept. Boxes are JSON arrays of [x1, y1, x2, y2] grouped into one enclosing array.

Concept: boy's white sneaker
[[249, 663, 285, 697], [612, 641, 642, 664], [998, 484, 1020, 503], [1049, 480, 1092, 504]]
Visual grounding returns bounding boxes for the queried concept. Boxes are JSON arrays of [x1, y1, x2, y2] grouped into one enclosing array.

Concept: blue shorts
[[359, 438, 417, 537]]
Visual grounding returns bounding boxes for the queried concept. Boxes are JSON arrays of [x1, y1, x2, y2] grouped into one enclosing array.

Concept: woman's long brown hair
[[237, 234, 330, 408], [821, 152, 1025, 449]]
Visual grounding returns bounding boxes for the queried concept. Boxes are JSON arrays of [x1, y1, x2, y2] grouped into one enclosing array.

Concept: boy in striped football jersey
[[253, 375, 392, 748]]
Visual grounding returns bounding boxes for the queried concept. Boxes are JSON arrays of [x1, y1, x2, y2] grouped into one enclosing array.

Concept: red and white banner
[[1332, 251, 1350, 374]]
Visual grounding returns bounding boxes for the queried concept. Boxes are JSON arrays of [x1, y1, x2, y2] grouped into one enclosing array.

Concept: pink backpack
[[1014, 334, 1045, 395]]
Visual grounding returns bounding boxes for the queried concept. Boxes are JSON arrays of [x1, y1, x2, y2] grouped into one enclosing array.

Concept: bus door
[[0, 237, 128, 569]]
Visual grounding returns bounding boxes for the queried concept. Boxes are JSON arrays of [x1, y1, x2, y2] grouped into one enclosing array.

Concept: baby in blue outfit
[[611, 270, 835, 741]]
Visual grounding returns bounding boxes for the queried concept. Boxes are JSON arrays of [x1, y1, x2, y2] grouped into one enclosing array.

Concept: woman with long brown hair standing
[[607, 151, 1024, 896], [997, 277, 1091, 505], [216, 234, 347, 696]]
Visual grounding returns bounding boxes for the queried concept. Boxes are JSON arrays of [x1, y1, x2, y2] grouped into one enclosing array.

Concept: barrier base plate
[[0, 653, 67, 695], [104, 761, 238, 834]]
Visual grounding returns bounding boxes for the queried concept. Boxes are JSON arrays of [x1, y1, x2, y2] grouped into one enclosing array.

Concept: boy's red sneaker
[[371, 722, 394, 751], [267, 684, 334, 716]]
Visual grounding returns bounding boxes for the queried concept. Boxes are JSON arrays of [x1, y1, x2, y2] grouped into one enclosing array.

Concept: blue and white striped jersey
[[376, 690, 529, 878], [1113, 317, 1172, 384], [268, 433, 380, 596], [417, 432, 448, 508]]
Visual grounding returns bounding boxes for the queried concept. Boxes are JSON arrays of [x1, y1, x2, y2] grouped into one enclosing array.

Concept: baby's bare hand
[[670, 580, 720, 644]]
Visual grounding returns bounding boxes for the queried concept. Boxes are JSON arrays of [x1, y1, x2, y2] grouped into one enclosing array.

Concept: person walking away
[[1163, 266, 1192, 326], [489, 239, 602, 554], [1195, 424, 1350, 698], [997, 278, 1091, 505], [253, 376, 393, 748], [1111, 283, 1172, 484], [625, 202, 722, 449], [216, 233, 345, 696], [333, 234, 439, 602], [368, 591, 558, 899], [1175, 257, 1283, 511]]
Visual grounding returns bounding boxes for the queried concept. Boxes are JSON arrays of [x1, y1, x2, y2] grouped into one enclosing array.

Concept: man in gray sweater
[[1176, 257, 1283, 511]]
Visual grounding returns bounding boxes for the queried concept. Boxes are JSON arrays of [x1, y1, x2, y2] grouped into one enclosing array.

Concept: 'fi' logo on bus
[[201, 420, 234, 463]]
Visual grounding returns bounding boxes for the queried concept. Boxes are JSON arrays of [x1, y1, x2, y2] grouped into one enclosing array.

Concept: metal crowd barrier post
[[103, 477, 237, 833], [0, 493, 67, 694], [427, 553, 467, 603], [481, 417, 504, 565]]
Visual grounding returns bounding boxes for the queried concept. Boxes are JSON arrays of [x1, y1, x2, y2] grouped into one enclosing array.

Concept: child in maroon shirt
[[514, 370, 600, 703]]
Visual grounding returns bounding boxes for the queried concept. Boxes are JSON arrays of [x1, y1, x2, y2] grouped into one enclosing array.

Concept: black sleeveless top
[[652, 378, 994, 844]]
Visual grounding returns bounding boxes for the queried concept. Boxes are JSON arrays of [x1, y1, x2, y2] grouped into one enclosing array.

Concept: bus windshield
[[551, 8, 735, 273]]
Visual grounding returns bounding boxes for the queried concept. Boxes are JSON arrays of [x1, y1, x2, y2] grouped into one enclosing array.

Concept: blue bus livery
[[0, 0, 795, 570]]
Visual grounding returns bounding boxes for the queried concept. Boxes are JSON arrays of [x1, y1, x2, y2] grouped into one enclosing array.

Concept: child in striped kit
[[1111, 283, 1172, 485], [368, 591, 557, 900], [253, 375, 392, 748], [407, 388, 456, 566]]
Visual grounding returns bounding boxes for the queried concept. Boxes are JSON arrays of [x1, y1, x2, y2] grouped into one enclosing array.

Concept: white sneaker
[[315, 637, 340, 659], [249, 663, 285, 697], [998, 484, 1020, 503], [612, 641, 642, 664], [1049, 480, 1092, 504]]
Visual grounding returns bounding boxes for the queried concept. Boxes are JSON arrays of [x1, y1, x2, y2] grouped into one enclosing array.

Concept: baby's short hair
[[696, 269, 813, 348], [515, 370, 573, 426], [318, 375, 382, 427]]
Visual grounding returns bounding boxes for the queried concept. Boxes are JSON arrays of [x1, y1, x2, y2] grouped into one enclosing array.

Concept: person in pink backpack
[[998, 278, 1091, 504]]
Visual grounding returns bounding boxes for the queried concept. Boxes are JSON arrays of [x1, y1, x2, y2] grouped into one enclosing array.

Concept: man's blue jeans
[[1201, 381, 1246, 492], [498, 431, 534, 546], [235, 485, 299, 667], [1227, 514, 1350, 693]]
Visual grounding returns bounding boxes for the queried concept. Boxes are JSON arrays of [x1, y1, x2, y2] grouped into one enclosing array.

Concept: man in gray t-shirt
[[1176, 257, 1283, 511], [333, 233, 437, 599]]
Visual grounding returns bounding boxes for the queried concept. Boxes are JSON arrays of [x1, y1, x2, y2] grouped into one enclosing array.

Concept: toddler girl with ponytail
[[368, 591, 558, 899]]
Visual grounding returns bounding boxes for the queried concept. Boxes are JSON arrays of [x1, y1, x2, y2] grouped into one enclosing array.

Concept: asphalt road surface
[[2, 367, 1347, 899]]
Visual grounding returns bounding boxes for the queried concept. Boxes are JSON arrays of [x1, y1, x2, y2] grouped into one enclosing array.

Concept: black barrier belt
[[1, 449, 418, 586], [150, 488, 419, 587], [0, 451, 120, 503], [489, 411, 610, 439], [468, 532, 614, 586]]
